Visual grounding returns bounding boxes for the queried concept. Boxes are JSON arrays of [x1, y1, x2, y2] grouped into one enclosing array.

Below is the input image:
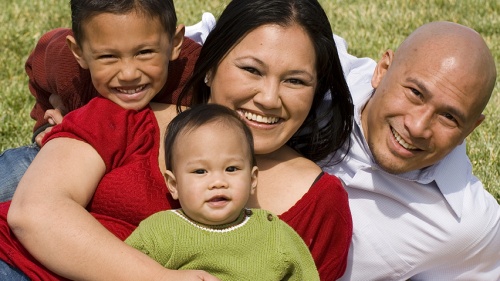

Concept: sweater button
[[267, 214, 273, 221]]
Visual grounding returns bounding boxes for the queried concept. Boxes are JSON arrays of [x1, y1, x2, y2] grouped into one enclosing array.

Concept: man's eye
[[410, 88, 422, 97]]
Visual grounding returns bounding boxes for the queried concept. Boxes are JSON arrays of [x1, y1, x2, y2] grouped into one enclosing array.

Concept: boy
[[126, 104, 320, 281]]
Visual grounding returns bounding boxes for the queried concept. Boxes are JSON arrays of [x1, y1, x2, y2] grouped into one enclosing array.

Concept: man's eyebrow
[[407, 77, 466, 124]]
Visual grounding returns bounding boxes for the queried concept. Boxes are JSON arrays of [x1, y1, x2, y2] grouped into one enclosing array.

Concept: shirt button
[[267, 214, 273, 221]]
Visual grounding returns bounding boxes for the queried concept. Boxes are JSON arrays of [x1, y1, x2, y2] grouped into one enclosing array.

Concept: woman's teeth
[[243, 112, 279, 124], [391, 128, 417, 150]]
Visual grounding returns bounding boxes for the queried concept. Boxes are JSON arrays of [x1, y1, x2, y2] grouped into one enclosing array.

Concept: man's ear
[[250, 166, 258, 195], [165, 170, 179, 200], [169, 25, 185, 61], [66, 35, 89, 69], [371, 49, 394, 89]]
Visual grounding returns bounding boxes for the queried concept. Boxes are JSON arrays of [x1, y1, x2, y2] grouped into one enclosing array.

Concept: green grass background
[[1, 0, 499, 202]]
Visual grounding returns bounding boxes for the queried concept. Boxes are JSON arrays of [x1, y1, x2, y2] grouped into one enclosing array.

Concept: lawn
[[1, 0, 499, 202]]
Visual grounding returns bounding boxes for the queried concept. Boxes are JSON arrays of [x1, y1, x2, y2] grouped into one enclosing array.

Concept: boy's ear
[[165, 170, 179, 200], [169, 24, 185, 61], [66, 35, 89, 69], [250, 166, 258, 195], [371, 49, 394, 89]]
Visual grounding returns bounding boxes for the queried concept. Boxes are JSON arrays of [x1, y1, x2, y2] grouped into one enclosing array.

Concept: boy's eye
[[138, 49, 154, 56], [193, 169, 206, 174], [98, 54, 115, 60]]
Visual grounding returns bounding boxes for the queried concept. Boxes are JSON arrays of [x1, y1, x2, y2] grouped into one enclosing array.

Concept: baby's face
[[166, 123, 258, 226], [74, 11, 176, 110]]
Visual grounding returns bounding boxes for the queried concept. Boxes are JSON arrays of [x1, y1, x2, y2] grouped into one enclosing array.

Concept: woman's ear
[[371, 49, 394, 89], [165, 170, 179, 200], [169, 25, 185, 61], [66, 35, 89, 69]]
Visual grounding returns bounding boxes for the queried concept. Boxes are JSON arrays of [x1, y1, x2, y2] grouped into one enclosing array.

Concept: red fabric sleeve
[[279, 173, 352, 281], [25, 28, 200, 135]]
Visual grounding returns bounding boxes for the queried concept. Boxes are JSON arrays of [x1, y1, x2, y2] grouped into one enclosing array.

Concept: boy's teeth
[[391, 128, 417, 150], [117, 85, 145, 94], [243, 112, 279, 124]]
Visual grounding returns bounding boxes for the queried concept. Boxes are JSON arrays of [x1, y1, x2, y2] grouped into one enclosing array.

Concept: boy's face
[[68, 11, 183, 110], [165, 123, 258, 226]]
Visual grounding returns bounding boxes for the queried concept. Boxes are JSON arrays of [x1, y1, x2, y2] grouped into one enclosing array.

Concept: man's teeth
[[243, 112, 279, 124], [117, 85, 145, 94], [391, 128, 417, 150]]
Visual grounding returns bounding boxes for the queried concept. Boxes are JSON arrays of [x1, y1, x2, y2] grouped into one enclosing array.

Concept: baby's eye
[[226, 166, 239, 172], [193, 169, 206, 174]]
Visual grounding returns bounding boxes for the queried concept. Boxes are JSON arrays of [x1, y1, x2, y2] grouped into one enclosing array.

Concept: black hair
[[178, 0, 353, 162], [70, 0, 177, 46], [165, 104, 256, 171]]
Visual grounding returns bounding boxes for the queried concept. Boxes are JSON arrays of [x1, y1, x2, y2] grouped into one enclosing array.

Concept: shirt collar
[[355, 89, 467, 218]]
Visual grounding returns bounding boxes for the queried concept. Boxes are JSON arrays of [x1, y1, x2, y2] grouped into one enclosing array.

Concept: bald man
[[322, 21, 499, 280]]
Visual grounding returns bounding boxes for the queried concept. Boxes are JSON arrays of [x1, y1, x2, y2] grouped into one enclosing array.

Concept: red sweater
[[0, 98, 352, 281], [25, 28, 200, 137]]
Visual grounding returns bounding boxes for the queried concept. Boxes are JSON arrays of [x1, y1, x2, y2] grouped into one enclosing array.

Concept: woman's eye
[[287, 78, 305, 85], [242, 67, 260, 75]]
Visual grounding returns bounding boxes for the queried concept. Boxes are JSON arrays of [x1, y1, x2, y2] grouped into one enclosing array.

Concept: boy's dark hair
[[178, 0, 353, 163], [165, 104, 256, 171], [70, 0, 177, 45]]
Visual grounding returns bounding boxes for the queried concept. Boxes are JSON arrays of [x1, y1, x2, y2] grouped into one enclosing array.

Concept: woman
[[0, 0, 353, 280]]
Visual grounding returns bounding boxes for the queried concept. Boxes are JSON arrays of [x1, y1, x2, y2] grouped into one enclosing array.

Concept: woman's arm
[[8, 138, 218, 281]]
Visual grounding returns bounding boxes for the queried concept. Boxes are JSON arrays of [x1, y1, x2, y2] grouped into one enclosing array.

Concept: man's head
[[66, 0, 184, 111], [362, 21, 496, 174]]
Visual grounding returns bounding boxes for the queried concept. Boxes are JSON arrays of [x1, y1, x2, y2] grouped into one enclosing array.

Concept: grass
[[1, 0, 499, 202]]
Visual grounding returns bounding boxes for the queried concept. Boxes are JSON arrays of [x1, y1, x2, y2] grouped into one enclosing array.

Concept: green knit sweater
[[125, 209, 319, 281]]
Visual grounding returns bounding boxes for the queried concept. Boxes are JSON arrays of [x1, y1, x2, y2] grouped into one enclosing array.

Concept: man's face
[[361, 50, 485, 174]]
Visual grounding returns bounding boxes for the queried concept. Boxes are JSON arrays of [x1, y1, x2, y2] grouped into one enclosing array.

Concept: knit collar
[[173, 209, 252, 233]]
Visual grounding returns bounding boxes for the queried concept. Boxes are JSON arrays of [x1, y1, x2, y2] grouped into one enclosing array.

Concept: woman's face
[[207, 23, 317, 155]]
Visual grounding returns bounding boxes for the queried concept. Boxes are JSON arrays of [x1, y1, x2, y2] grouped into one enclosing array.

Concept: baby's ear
[[165, 170, 179, 200], [66, 35, 89, 69], [250, 166, 258, 195]]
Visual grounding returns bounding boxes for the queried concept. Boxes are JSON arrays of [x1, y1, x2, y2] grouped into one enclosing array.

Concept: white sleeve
[[185, 12, 216, 46], [332, 33, 377, 104]]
